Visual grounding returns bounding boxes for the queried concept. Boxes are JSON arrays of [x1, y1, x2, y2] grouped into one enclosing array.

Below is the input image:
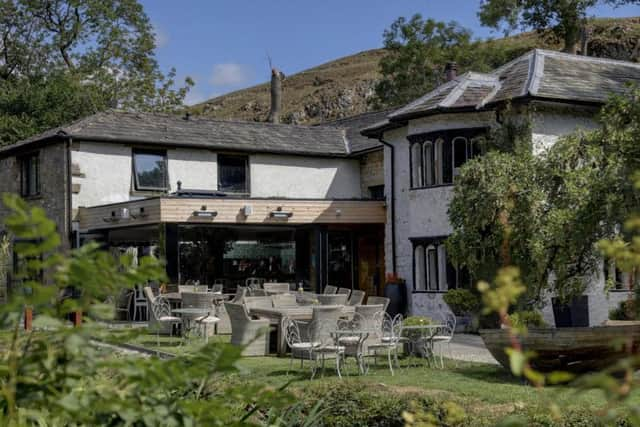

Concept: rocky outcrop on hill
[[190, 18, 639, 125]]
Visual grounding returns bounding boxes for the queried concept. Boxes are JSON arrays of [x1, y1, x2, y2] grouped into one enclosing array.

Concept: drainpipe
[[378, 137, 396, 273]]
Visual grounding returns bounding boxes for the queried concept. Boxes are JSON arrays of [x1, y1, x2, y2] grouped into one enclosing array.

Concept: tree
[[371, 14, 525, 108], [447, 87, 640, 307], [0, 0, 193, 146], [478, 0, 640, 54]]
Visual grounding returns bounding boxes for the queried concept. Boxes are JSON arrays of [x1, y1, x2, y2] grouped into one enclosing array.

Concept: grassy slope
[[191, 17, 640, 125]]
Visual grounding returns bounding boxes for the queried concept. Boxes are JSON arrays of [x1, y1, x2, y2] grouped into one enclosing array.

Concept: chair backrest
[[336, 288, 351, 296], [225, 302, 251, 324], [310, 305, 343, 344], [243, 296, 273, 310], [143, 286, 156, 305], [151, 296, 171, 319], [178, 285, 196, 293], [211, 284, 224, 294], [347, 289, 366, 306], [213, 278, 226, 286], [438, 311, 456, 337], [231, 286, 247, 303], [181, 292, 214, 309], [250, 288, 268, 296], [355, 304, 384, 330], [323, 285, 338, 294], [246, 277, 264, 287], [366, 296, 390, 312], [316, 294, 348, 306], [272, 293, 298, 308], [263, 283, 291, 294], [282, 316, 303, 346]]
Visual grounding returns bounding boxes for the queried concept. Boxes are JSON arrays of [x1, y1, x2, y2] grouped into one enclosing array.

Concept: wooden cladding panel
[[160, 198, 385, 224], [79, 199, 162, 231], [80, 198, 385, 231]]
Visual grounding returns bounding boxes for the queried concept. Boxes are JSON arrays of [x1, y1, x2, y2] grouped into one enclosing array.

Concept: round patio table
[[172, 307, 215, 340], [402, 324, 446, 366]]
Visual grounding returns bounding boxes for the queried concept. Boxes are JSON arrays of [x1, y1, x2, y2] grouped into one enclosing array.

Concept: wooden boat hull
[[480, 326, 640, 373]]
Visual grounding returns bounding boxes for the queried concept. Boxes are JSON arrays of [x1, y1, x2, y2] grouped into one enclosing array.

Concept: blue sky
[[141, 1, 640, 105]]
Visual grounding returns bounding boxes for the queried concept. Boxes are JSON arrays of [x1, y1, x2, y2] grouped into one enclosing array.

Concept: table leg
[[277, 319, 286, 356]]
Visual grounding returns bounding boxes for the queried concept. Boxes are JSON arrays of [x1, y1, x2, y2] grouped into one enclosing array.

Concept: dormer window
[[133, 149, 168, 191], [409, 129, 486, 189], [218, 154, 249, 194]]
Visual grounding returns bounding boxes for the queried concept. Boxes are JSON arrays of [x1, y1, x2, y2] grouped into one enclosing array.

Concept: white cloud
[[184, 89, 207, 106], [209, 63, 252, 87], [154, 25, 169, 48]]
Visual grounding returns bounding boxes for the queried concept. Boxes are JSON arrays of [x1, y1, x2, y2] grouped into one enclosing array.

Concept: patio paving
[[446, 334, 499, 365]]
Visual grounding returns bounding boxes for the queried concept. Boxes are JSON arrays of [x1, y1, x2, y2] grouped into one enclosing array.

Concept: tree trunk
[[267, 68, 283, 124]]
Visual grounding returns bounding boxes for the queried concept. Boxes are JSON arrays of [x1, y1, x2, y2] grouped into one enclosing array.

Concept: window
[[452, 137, 468, 177], [412, 238, 472, 291], [604, 259, 635, 291], [368, 185, 385, 200], [409, 129, 486, 189], [423, 142, 435, 186], [20, 153, 40, 197], [133, 150, 167, 191], [218, 154, 249, 193]]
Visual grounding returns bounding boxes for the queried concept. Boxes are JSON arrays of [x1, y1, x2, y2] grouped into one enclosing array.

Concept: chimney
[[267, 68, 284, 124], [444, 62, 458, 81]]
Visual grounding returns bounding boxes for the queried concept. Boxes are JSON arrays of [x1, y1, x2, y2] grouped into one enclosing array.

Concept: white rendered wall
[[167, 149, 217, 192], [72, 141, 133, 209], [72, 142, 363, 217], [250, 154, 362, 199], [384, 106, 616, 325]]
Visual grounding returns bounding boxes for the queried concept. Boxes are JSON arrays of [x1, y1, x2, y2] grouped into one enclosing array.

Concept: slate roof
[[363, 49, 640, 136], [1, 110, 354, 157], [2, 108, 390, 157], [320, 109, 392, 153]]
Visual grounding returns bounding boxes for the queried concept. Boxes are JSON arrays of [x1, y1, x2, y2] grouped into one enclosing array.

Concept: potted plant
[[443, 289, 480, 332], [383, 273, 407, 317]]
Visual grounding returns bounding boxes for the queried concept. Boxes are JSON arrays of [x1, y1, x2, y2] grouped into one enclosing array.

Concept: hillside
[[191, 17, 640, 125]]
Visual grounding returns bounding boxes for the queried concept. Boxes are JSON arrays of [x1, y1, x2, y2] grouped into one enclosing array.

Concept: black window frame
[[132, 149, 168, 192], [411, 236, 472, 293], [19, 152, 40, 197], [217, 154, 250, 194], [408, 127, 487, 190]]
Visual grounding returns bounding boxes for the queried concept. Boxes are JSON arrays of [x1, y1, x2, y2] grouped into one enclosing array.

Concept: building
[[362, 49, 640, 326], [0, 109, 387, 295]]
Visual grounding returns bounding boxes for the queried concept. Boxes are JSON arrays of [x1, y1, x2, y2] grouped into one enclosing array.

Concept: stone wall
[[0, 141, 70, 250], [359, 149, 384, 197]]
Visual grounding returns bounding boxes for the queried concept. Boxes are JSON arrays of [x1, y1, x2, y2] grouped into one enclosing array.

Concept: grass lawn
[[4, 326, 638, 424], [104, 328, 640, 422]]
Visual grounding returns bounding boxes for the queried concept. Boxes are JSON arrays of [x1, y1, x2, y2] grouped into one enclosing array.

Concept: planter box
[[480, 325, 640, 374]]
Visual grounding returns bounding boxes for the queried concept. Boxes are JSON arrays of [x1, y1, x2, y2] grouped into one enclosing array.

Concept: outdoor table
[[248, 305, 356, 356], [331, 329, 370, 375], [162, 292, 227, 309], [402, 324, 446, 365], [172, 307, 214, 340]]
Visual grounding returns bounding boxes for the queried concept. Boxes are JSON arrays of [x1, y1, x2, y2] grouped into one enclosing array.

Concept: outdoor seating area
[[114, 281, 458, 379]]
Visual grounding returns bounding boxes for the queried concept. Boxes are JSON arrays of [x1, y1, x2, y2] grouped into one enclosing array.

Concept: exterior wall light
[[193, 205, 218, 218], [270, 206, 293, 219]]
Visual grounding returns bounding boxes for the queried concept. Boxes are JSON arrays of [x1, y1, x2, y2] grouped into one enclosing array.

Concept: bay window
[[409, 129, 486, 189]]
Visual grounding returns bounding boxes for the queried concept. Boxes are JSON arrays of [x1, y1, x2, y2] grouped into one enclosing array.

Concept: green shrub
[[508, 310, 547, 328], [297, 381, 467, 427], [443, 289, 480, 315], [609, 299, 637, 321]]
